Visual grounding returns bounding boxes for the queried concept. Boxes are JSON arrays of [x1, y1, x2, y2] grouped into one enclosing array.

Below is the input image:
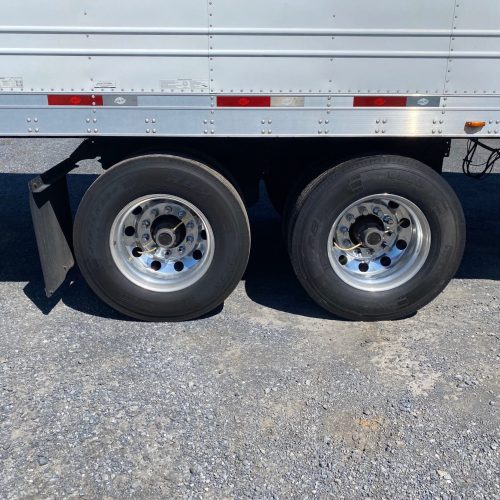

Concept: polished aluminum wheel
[[110, 195, 214, 292], [328, 194, 431, 292]]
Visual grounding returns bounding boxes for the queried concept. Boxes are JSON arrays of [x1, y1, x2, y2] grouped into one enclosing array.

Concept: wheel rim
[[327, 194, 431, 292], [110, 195, 215, 292]]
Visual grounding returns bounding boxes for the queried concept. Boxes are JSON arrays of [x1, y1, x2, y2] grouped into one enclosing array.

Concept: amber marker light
[[465, 121, 486, 128]]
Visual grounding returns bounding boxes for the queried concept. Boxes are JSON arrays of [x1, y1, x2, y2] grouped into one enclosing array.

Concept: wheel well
[[89, 137, 450, 210], [93, 137, 264, 207], [263, 137, 450, 213]]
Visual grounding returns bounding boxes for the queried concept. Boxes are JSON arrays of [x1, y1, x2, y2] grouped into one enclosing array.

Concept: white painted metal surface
[[0, 0, 499, 138]]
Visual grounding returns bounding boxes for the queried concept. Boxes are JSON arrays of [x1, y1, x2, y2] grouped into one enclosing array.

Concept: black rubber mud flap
[[29, 169, 75, 297], [27, 139, 105, 297]]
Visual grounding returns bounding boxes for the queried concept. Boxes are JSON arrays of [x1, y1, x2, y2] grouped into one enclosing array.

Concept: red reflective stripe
[[217, 96, 271, 107], [353, 96, 408, 107], [48, 95, 103, 106]]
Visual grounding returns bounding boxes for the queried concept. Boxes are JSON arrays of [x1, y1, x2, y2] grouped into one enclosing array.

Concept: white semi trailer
[[1, 0, 498, 321]]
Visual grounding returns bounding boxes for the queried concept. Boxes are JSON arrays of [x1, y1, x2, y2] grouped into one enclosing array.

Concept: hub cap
[[110, 195, 214, 292], [328, 194, 431, 292]]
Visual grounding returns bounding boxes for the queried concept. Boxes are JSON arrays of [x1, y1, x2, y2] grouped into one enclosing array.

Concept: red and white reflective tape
[[216, 95, 440, 108], [216, 96, 307, 108], [45, 94, 440, 108], [354, 96, 440, 108]]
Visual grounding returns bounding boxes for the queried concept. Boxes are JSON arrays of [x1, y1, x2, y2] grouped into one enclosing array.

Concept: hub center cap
[[156, 229, 176, 248], [362, 229, 384, 248]]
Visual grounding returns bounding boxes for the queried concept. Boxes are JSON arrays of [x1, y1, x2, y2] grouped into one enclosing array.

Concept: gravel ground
[[0, 138, 499, 499]]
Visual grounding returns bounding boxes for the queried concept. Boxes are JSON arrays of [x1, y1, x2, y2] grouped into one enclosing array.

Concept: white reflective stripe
[[271, 96, 305, 107]]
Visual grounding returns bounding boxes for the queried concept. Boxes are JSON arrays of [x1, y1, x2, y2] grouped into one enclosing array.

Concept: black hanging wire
[[462, 139, 500, 179]]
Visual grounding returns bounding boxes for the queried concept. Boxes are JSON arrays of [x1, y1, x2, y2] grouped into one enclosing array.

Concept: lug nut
[[383, 216, 394, 225], [186, 235, 194, 243], [346, 213, 355, 222], [178, 246, 185, 254], [142, 234, 150, 242], [343, 239, 352, 247], [151, 209, 159, 217], [142, 220, 151, 228], [373, 207, 381, 215], [186, 221, 195, 230], [178, 210, 186, 218], [340, 226, 349, 234], [165, 206, 172, 213]]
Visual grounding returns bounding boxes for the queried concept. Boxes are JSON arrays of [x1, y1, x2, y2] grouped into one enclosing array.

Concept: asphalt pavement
[[0, 138, 498, 498]]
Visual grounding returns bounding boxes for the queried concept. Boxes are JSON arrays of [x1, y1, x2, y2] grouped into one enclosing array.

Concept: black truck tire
[[288, 155, 466, 321], [74, 154, 250, 321]]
